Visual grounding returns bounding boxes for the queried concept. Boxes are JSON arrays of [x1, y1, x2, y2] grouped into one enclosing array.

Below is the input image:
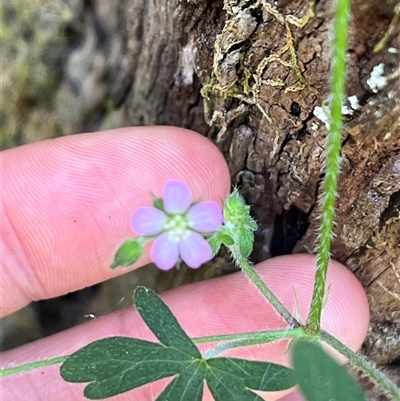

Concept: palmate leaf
[[207, 369, 264, 401], [207, 357, 296, 391], [206, 356, 297, 401], [60, 337, 191, 399], [60, 287, 296, 400], [156, 362, 207, 401], [134, 286, 201, 358], [292, 340, 367, 401]]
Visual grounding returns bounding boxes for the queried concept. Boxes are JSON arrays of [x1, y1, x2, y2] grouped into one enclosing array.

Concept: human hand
[[1, 127, 369, 400]]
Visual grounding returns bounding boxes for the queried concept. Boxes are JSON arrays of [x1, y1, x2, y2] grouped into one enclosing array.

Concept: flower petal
[[131, 207, 167, 235], [179, 232, 212, 269], [163, 180, 192, 214], [187, 201, 223, 232], [151, 233, 179, 270]]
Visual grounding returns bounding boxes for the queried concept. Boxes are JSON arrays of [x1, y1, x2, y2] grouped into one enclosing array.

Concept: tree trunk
[[120, 0, 400, 396], [2, 0, 400, 397]]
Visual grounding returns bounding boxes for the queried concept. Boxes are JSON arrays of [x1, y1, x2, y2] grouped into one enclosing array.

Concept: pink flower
[[131, 181, 223, 270]]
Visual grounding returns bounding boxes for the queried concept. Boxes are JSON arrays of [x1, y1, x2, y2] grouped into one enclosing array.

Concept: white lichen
[[313, 105, 331, 130], [314, 95, 361, 128], [175, 41, 197, 86], [341, 105, 353, 116], [311, 122, 319, 131], [367, 63, 388, 93], [348, 95, 360, 111]]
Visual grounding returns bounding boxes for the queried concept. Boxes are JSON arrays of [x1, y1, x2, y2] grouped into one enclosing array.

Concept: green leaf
[[207, 357, 296, 391], [133, 286, 201, 358], [238, 229, 254, 258], [60, 289, 297, 400], [218, 226, 234, 246], [153, 197, 164, 210], [206, 367, 264, 401], [60, 337, 191, 399], [222, 188, 257, 260], [221, 234, 234, 246], [110, 239, 143, 269], [223, 188, 250, 222], [156, 362, 206, 401], [244, 217, 258, 232], [292, 340, 367, 401], [208, 234, 222, 256]]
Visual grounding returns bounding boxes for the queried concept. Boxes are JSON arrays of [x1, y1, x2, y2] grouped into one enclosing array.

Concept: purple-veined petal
[[179, 231, 212, 269], [163, 180, 192, 214], [187, 201, 223, 232], [151, 232, 180, 270], [131, 207, 167, 235]]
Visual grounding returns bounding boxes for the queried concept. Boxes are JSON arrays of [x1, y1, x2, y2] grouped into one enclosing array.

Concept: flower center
[[164, 215, 190, 241]]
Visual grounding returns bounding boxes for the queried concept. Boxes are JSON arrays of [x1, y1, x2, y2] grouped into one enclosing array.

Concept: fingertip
[[1, 126, 230, 315], [254, 254, 370, 351], [1, 254, 370, 401]]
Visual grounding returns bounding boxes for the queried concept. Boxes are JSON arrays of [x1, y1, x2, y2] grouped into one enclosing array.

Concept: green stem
[[202, 328, 307, 358], [0, 327, 307, 378], [0, 329, 305, 377], [321, 331, 400, 400], [306, 0, 350, 335], [0, 357, 67, 378], [230, 244, 299, 327], [193, 328, 304, 344]]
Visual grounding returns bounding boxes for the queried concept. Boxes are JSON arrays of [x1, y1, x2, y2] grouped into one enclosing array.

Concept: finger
[[1, 127, 230, 316], [276, 392, 305, 401], [1, 255, 370, 401]]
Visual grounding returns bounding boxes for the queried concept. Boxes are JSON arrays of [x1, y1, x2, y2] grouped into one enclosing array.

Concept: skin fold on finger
[[1, 127, 231, 317], [1, 255, 370, 401]]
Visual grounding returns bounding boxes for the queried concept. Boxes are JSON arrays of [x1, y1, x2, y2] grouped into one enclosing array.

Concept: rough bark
[[2, 0, 400, 398], [120, 0, 400, 381]]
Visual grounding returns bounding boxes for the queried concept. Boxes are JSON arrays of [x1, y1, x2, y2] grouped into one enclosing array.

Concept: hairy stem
[[230, 243, 299, 327], [0, 328, 307, 377], [306, 0, 350, 335], [321, 331, 400, 400], [202, 328, 307, 358], [0, 357, 67, 378]]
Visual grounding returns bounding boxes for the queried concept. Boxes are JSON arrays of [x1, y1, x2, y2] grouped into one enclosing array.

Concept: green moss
[[200, 1, 314, 124], [1, 0, 73, 149]]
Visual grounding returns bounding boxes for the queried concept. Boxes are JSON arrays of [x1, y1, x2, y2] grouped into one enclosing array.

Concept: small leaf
[[222, 188, 257, 259], [219, 229, 234, 246], [60, 337, 191, 399], [221, 234, 234, 246], [292, 340, 367, 401], [238, 229, 254, 258], [207, 357, 296, 391], [208, 234, 222, 256], [153, 197, 164, 211], [223, 188, 249, 221], [134, 287, 201, 358], [244, 217, 258, 232], [156, 362, 206, 401], [110, 239, 143, 269]]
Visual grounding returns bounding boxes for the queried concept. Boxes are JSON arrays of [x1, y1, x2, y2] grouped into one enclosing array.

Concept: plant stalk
[[0, 357, 67, 378], [322, 331, 400, 400], [306, 0, 351, 335], [230, 244, 300, 327]]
